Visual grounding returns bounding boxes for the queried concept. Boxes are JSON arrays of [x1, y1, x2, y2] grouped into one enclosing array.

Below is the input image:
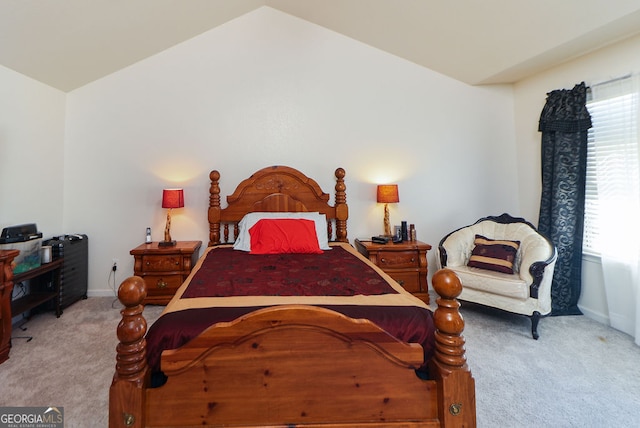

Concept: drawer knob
[[157, 280, 167, 289], [381, 258, 385, 263], [397, 280, 405, 286]]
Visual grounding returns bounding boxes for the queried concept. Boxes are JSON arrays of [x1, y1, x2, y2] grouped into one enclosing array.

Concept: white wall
[[514, 32, 640, 325], [64, 7, 518, 296], [6, 4, 633, 325], [0, 65, 66, 236]]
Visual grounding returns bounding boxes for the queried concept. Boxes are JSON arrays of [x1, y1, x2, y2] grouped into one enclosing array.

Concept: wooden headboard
[[208, 166, 348, 246]]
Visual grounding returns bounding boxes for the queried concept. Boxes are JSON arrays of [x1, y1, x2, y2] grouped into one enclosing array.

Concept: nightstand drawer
[[142, 274, 183, 293], [387, 271, 420, 293], [142, 255, 183, 272], [377, 251, 418, 268]]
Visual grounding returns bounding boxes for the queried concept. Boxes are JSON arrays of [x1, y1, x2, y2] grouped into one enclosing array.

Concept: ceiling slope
[[1, 0, 640, 92]]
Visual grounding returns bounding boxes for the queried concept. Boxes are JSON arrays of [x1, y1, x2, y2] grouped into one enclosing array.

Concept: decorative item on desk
[[394, 225, 402, 241], [401, 221, 408, 241], [159, 188, 184, 247], [41, 245, 52, 263], [410, 224, 417, 241], [377, 184, 399, 237], [146, 227, 152, 244]]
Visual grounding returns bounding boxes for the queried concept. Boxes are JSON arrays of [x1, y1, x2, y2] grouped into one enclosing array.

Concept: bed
[[109, 165, 476, 427]]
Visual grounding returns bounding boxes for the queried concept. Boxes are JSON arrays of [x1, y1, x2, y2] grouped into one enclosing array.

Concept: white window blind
[[584, 75, 640, 256]]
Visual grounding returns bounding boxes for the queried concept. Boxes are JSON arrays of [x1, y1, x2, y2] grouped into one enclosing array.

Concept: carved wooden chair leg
[[530, 311, 541, 340]]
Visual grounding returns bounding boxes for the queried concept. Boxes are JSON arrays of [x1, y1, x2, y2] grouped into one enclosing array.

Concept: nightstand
[[354, 238, 432, 304], [130, 240, 202, 305]]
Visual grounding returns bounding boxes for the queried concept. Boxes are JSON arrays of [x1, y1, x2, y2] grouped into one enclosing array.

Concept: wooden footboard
[[109, 269, 475, 427]]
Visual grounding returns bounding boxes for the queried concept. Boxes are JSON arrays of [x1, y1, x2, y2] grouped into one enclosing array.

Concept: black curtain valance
[[538, 82, 592, 133]]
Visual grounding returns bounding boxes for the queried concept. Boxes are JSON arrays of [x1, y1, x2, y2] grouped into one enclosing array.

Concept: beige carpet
[[461, 302, 640, 427], [1, 296, 639, 427], [0, 298, 163, 427]]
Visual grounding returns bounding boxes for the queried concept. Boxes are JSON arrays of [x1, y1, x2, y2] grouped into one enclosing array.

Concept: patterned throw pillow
[[467, 234, 520, 274]]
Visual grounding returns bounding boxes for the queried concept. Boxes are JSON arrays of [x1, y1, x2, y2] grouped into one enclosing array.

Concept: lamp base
[[158, 240, 176, 247], [383, 203, 392, 237]]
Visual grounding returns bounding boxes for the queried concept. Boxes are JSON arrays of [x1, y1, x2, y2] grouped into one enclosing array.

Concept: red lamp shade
[[376, 184, 399, 204], [162, 189, 184, 209]]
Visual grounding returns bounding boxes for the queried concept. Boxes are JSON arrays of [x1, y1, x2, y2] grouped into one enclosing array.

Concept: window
[[584, 75, 640, 257]]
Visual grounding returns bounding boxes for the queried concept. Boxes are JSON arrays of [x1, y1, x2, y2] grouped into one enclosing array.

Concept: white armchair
[[436, 213, 557, 339]]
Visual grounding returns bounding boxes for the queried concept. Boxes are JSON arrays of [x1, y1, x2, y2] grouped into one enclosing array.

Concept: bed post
[[209, 170, 221, 246], [109, 276, 149, 428], [430, 269, 477, 428], [334, 167, 348, 242]]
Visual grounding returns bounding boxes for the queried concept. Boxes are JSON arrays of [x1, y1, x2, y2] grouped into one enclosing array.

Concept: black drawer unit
[[44, 234, 88, 309]]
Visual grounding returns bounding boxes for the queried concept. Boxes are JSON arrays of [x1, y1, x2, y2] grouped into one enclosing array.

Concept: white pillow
[[233, 212, 331, 251]]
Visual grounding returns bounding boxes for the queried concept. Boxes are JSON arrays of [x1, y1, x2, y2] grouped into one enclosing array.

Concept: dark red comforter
[[182, 246, 399, 297], [145, 246, 435, 374]]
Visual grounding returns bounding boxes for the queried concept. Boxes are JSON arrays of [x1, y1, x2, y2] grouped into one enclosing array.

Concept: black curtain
[[538, 82, 592, 316]]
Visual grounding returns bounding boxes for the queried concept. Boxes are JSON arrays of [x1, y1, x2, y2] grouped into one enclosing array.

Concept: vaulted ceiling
[[2, 0, 640, 92]]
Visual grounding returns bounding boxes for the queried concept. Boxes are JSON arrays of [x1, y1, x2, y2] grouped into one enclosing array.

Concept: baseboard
[[578, 304, 610, 326], [87, 289, 118, 298]]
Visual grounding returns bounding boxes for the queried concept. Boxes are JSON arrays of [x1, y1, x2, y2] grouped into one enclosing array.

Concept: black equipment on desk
[[0, 223, 42, 243], [371, 235, 390, 244], [43, 234, 88, 309], [371, 235, 403, 244]]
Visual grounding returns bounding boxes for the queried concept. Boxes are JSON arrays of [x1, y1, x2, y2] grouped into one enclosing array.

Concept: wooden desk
[[12, 258, 63, 318], [1, 249, 19, 364]]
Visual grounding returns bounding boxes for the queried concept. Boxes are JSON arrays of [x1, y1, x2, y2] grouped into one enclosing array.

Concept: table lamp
[[377, 184, 399, 237], [159, 188, 184, 247]]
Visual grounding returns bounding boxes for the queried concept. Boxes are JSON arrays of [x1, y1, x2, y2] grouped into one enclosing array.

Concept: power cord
[[108, 262, 120, 308], [11, 282, 33, 341]]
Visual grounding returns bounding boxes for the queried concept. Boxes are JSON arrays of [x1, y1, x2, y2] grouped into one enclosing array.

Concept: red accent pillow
[[467, 235, 520, 274], [249, 219, 323, 254]]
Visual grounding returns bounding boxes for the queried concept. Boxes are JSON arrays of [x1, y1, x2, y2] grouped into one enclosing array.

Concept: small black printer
[[0, 223, 43, 244]]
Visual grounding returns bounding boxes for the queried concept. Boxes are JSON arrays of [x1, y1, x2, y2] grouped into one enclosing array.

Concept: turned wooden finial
[[209, 170, 221, 246], [432, 269, 467, 370], [115, 276, 148, 384], [118, 275, 146, 309], [334, 167, 348, 242]]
